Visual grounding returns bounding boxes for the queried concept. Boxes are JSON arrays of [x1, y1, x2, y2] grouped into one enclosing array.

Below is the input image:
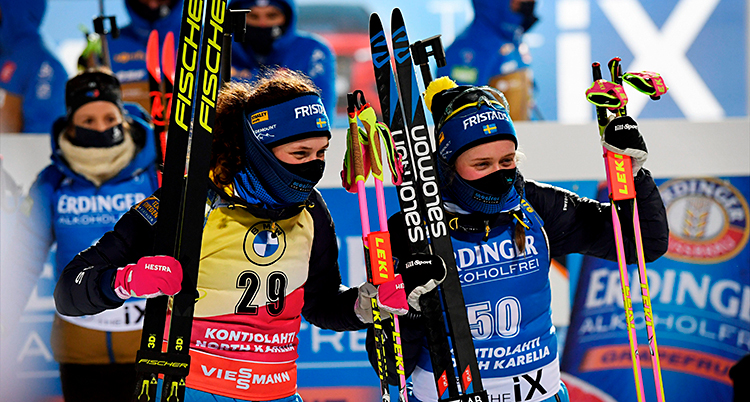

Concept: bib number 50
[[466, 296, 521, 340]]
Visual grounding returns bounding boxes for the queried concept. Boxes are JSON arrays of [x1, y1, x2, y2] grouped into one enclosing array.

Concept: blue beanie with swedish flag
[[246, 92, 331, 148], [425, 77, 517, 164]]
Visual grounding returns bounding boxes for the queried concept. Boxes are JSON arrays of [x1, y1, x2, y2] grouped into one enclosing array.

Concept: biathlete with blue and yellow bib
[[367, 78, 670, 402], [54, 69, 409, 401]]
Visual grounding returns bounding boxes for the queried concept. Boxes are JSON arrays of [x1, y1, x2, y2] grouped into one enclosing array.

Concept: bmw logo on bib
[[243, 221, 287, 266]]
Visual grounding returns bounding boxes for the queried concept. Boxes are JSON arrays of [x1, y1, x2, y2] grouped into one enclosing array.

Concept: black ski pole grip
[[93, 16, 119, 39], [220, 9, 249, 85], [93, 16, 118, 69], [410, 35, 445, 87], [592, 62, 603, 81], [229, 9, 249, 43]]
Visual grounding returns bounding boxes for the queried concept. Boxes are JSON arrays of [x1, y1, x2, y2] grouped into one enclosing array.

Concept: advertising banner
[[562, 176, 750, 402]]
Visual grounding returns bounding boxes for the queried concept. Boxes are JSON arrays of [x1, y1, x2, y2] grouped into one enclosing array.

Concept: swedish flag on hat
[[424, 77, 517, 164]]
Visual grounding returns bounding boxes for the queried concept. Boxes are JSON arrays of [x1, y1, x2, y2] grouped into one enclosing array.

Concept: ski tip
[[162, 32, 176, 85], [369, 12, 382, 30], [391, 7, 404, 23], [146, 30, 161, 83]]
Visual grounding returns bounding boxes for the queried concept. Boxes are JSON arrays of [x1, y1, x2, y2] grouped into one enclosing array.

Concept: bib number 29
[[235, 271, 287, 316]]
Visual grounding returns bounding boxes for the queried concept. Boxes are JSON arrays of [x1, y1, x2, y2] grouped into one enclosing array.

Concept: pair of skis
[[145, 8, 247, 186], [587, 58, 668, 402], [342, 89, 407, 401], [134, 0, 227, 401], [146, 30, 176, 183], [369, 9, 489, 402]]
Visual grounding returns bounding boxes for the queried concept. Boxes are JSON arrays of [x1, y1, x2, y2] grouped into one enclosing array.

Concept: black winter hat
[[65, 70, 123, 120]]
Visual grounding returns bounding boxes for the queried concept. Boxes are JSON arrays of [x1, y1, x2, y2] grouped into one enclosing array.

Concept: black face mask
[[246, 25, 284, 55], [126, 0, 176, 22], [518, 1, 539, 32], [466, 168, 517, 197], [70, 124, 125, 148], [278, 159, 325, 183]]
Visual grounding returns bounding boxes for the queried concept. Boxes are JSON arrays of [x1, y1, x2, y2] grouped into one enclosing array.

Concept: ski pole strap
[[586, 79, 628, 111], [623, 71, 668, 100], [375, 122, 404, 185], [357, 102, 384, 180]]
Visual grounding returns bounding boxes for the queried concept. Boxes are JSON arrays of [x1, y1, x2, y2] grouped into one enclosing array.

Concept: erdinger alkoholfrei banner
[[562, 176, 750, 402]]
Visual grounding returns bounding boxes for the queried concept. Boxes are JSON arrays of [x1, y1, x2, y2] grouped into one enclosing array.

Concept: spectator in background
[[438, 0, 538, 121], [13, 68, 159, 402], [229, 0, 336, 115], [0, 0, 67, 134], [81, 0, 183, 111]]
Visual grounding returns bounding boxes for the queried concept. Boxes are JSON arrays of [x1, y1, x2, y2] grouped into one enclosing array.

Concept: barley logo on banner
[[660, 178, 749, 263], [243, 221, 287, 266]]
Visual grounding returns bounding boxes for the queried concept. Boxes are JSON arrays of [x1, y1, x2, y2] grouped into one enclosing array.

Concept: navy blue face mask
[[70, 124, 125, 148], [466, 168, 517, 196], [518, 1, 538, 32], [246, 25, 284, 55], [278, 159, 325, 183], [439, 162, 520, 214], [233, 119, 325, 209]]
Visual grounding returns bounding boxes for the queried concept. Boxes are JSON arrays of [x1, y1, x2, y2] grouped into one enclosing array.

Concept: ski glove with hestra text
[[602, 115, 648, 175], [113, 255, 183, 300], [354, 275, 409, 324], [397, 253, 447, 311]]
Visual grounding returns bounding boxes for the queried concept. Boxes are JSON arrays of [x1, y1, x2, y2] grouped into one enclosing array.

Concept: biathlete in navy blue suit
[[368, 77, 669, 402], [13, 68, 159, 402], [438, 0, 538, 121]]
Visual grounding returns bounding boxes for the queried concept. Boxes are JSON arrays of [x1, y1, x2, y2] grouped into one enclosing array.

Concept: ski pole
[[343, 90, 407, 401], [93, 0, 119, 70], [591, 61, 646, 402], [356, 91, 408, 400], [410, 35, 446, 87], [607, 58, 667, 402], [220, 8, 249, 85], [589, 60, 667, 402]]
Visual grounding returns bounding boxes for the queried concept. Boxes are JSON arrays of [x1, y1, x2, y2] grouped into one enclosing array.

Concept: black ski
[[369, 13, 459, 401], [134, 0, 226, 401], [369, 9, 489, 402]]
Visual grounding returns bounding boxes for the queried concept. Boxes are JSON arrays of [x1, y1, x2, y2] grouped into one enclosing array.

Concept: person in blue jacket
[[0, 0, 67, 133], [437, 0, 538, 121], [228, 0, 336, 116], [99, 0, 183, 111], [13, 68, 159, 402], [368, 78, 669, 402]]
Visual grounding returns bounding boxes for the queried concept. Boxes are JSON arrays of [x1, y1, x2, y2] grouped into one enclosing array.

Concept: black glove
[[397, 253, 447, 311], [602, 115, 648, 175]]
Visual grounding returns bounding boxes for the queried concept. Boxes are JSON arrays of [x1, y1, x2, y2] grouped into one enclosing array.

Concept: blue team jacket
[[437, 0, 531, 86], [17, 105, 159, 283], [0, 0, 67, 133], [228, 0, 336, 115]]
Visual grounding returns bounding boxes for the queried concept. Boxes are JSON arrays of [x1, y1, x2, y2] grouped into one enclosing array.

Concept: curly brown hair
[[210, 68, 320, 187]]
